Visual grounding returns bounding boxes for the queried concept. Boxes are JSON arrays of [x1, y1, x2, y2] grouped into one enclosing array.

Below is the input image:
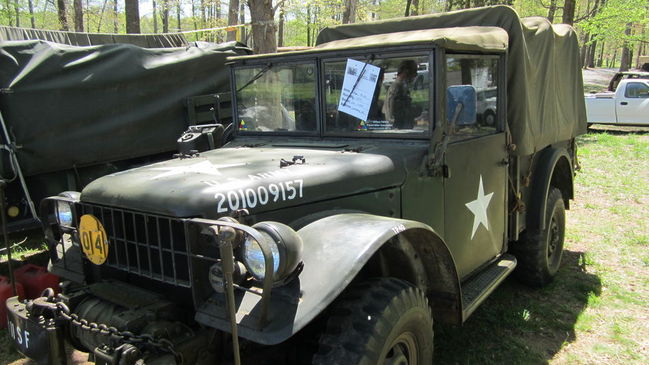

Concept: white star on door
[[465, 175, 494, 240], [149, 161, 244, 179]]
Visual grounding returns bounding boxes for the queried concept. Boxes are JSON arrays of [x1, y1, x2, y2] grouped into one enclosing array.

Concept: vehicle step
[[461, 254, 517, 321]]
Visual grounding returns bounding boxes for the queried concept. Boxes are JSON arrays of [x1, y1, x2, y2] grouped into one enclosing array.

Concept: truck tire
[[313, 278, 433, 365], [513, 187, 566, 287], [483, 110, 496, 127]]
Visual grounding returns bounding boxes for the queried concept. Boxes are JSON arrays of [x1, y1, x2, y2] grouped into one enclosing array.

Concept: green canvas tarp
[[317, 5, 587, 156], [0, 40, 250, 176], [0, 25, 188, 47]]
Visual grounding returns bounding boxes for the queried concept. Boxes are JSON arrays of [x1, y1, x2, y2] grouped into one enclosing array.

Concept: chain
[[33, 292, 183, 364]]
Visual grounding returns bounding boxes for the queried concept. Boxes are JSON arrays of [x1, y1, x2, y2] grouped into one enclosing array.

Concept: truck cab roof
[[230, 26, 508, 63]]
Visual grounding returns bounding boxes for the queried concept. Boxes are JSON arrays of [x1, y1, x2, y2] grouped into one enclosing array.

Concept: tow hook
[[94, 343, 142, 365]]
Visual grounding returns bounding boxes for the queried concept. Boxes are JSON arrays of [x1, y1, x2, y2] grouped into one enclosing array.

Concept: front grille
[[78, 204, 191, 287]]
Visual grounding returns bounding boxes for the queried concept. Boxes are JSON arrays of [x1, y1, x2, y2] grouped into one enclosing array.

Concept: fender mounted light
[[240, 221, 303, 283]]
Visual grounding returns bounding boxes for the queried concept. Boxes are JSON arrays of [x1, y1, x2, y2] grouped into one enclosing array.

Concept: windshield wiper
[[237, 63, 272, 92]]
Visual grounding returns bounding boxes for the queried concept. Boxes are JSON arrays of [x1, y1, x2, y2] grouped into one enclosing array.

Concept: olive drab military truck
[[6, 6, 586, 365]]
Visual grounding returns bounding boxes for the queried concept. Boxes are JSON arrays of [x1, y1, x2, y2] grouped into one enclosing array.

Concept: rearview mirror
[[447, 85, 477, 126]]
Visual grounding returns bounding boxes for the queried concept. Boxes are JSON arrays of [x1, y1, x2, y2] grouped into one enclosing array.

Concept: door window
[[446, 56, 499, 137], [323, 55, 431, 136], [624, 82, 649, 98]]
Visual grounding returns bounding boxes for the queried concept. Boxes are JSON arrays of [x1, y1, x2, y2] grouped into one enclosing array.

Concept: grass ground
[[435, 125, 649, 364]]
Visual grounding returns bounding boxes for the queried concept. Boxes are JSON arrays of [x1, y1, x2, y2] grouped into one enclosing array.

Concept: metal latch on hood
[[280, 155, 306, 168]]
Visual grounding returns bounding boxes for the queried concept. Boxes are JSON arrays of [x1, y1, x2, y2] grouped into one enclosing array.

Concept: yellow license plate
[[78, 214, 109, 265]]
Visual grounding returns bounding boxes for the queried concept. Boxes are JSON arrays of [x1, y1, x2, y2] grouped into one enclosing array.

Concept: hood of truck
[[80, 146, 406, 217]]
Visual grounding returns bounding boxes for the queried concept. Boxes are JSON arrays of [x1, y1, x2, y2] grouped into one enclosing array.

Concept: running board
[[461, 254, 517, 321]]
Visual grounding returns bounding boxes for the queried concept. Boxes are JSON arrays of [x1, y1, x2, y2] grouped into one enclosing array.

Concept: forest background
[[0, 0, 647, 70]]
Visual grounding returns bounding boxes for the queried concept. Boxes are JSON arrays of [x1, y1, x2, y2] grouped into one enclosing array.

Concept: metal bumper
[[5, 296, 66, 365]]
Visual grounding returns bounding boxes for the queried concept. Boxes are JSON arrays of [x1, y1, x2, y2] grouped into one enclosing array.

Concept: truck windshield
[[235, 62, 318, 133], [323, 55, 431, 135]]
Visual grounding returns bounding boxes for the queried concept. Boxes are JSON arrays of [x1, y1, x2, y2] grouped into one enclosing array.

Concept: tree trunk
[[97, 0, 108, 31], [371, 0, 378, 20], [306, 5, 311, 47], [227, 0, 240, 41], [580, 33, 589, 69], [74, 0, 84, 31], [597, 41, 605, 67], [636, 28, 645, 69], [162, 0, 170, 33], [200, 0, 206, 26], [248, 0, 277, 54], [5, 0, 13, 26], [176, 2, 181, 31], [342, 0, 357, 24], [192, 0, 197, 30], [153, 0, 158, 33], [586, 40, 597, 68], [619, 23, 632, 71], [125, 0, 141, 34], [27, 0, 36, 28], [547, 0, 556, 23], [113, 0, 118, 33], [609, 48, 617, 68], [277, 1, 285, 46], [57, 0, 69, 30], [411, 0, 419, 15], [404, 0, 411, 17], [240, 2, 246, 43], [13, 0, 19, 26], [562, 0, 575, 25]]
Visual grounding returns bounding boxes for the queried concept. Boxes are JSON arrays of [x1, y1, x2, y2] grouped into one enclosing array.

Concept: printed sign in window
[[338, 59, 381, 121]]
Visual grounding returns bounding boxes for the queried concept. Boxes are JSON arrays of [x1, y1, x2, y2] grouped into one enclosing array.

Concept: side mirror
[[446, 85, 477, 126]]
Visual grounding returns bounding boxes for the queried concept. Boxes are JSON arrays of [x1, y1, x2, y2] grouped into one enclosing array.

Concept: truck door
[[616, 81, 649, 125], [443, 55, 508, 279]]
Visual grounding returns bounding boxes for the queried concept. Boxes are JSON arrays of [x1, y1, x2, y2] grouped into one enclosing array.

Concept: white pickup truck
[[585, 78, 649, 126]]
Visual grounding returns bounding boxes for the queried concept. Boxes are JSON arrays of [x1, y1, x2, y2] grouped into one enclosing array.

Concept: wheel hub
[[384, 332, 418, 365]]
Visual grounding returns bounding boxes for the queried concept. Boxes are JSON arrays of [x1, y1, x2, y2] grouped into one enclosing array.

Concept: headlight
[[55, 201, 73, 227], [240, 221, 303, 283]]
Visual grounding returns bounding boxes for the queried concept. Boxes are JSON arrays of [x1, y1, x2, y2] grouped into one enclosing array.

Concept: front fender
[[195, 213, 458, 344]]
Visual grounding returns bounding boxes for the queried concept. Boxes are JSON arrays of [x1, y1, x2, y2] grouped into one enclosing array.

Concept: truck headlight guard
[[240, 221, 303, 283]]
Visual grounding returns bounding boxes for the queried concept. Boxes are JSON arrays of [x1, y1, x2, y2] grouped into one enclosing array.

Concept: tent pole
[[0, 110, 38, 222]]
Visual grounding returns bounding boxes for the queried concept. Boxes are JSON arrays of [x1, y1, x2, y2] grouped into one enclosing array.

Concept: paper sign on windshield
[[338, 59, 381, 121]]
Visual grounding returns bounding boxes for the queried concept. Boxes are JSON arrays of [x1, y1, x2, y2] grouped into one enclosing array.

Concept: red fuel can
[[13, 264, 60, 299], [0, 276, 25, 328]]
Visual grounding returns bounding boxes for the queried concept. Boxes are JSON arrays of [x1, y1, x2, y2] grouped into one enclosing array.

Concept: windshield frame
[[230, 45, 437, 140], [231, 57, 321, 137]]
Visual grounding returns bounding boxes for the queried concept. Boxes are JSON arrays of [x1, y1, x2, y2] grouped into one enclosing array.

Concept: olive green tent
[[0, 25, 188, 47], [0, 40, 250, 176], [317, 5, 587, 156]]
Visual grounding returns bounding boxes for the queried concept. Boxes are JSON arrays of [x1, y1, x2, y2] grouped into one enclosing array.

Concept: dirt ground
[[582, 67, 617, 86]]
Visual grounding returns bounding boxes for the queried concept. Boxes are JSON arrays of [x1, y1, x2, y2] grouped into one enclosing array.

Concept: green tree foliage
[[579, 0, 648, 45], [0, 0, 646, 68]]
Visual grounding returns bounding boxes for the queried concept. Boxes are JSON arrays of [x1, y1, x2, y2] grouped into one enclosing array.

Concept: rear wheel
[[313, 278, 433, 365], [512, 187, 566, 286]]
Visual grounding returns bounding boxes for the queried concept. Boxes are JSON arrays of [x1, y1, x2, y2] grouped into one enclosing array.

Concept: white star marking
[[149, 161, 244, 179], [465, 175, 494, 240]]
